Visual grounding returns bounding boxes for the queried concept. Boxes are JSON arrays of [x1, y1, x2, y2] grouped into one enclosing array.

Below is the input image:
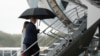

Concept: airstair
[[37, 0, 88, 56], [11, 0, 100, 56]]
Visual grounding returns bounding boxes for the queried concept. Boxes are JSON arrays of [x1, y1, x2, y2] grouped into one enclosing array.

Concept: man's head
[[30, 17, 38, 24]]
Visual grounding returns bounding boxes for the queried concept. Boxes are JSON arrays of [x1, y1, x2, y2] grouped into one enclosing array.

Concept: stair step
[[49, 44, 56, 48], [40, 48, 53, 56], [48, 48, 53, 50], [40, 54, 47, 56], [41, 48, 53, 53], [55, 39, 62, 43], [59, 38, 65, 40], [53, 43, 60, 45]]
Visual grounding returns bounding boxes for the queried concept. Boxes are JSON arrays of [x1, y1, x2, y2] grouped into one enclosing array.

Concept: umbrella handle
[[36, 20, 39, 28], [36, 20, 41, 28], [39, 20, 41, 26]]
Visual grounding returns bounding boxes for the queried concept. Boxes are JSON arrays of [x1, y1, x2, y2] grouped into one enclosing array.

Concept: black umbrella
[[19, 8, 56, 20]]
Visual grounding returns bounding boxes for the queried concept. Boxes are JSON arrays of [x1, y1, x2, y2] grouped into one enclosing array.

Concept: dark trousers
[[25, 43, 40, 56]]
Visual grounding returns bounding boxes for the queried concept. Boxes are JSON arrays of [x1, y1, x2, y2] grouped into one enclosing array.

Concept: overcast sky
[[0, 0, 29, 34], [0, 0, 100, 34]]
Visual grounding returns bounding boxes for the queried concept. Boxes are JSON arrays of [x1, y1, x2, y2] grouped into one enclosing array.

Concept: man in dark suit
[[23, 17, 40, 56]]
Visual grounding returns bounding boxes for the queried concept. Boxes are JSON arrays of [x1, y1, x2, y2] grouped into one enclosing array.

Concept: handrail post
[[98, 22, 100, 50], [99, 24, 100, 37], [75, 7, 80, 19]]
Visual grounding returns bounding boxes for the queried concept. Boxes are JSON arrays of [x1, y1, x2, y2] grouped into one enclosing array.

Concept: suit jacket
[[23, 22, 38, 44]]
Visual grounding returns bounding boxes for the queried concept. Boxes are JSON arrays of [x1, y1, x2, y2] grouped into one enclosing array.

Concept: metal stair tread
[[40, 53, 47, 56], [53, 43, 60, 45]]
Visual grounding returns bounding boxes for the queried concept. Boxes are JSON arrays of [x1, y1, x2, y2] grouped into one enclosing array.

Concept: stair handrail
[[47, 0, 74, 29]]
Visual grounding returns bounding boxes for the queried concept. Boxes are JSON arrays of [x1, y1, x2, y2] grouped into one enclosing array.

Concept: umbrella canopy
[[19, 8, 56, 20]]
